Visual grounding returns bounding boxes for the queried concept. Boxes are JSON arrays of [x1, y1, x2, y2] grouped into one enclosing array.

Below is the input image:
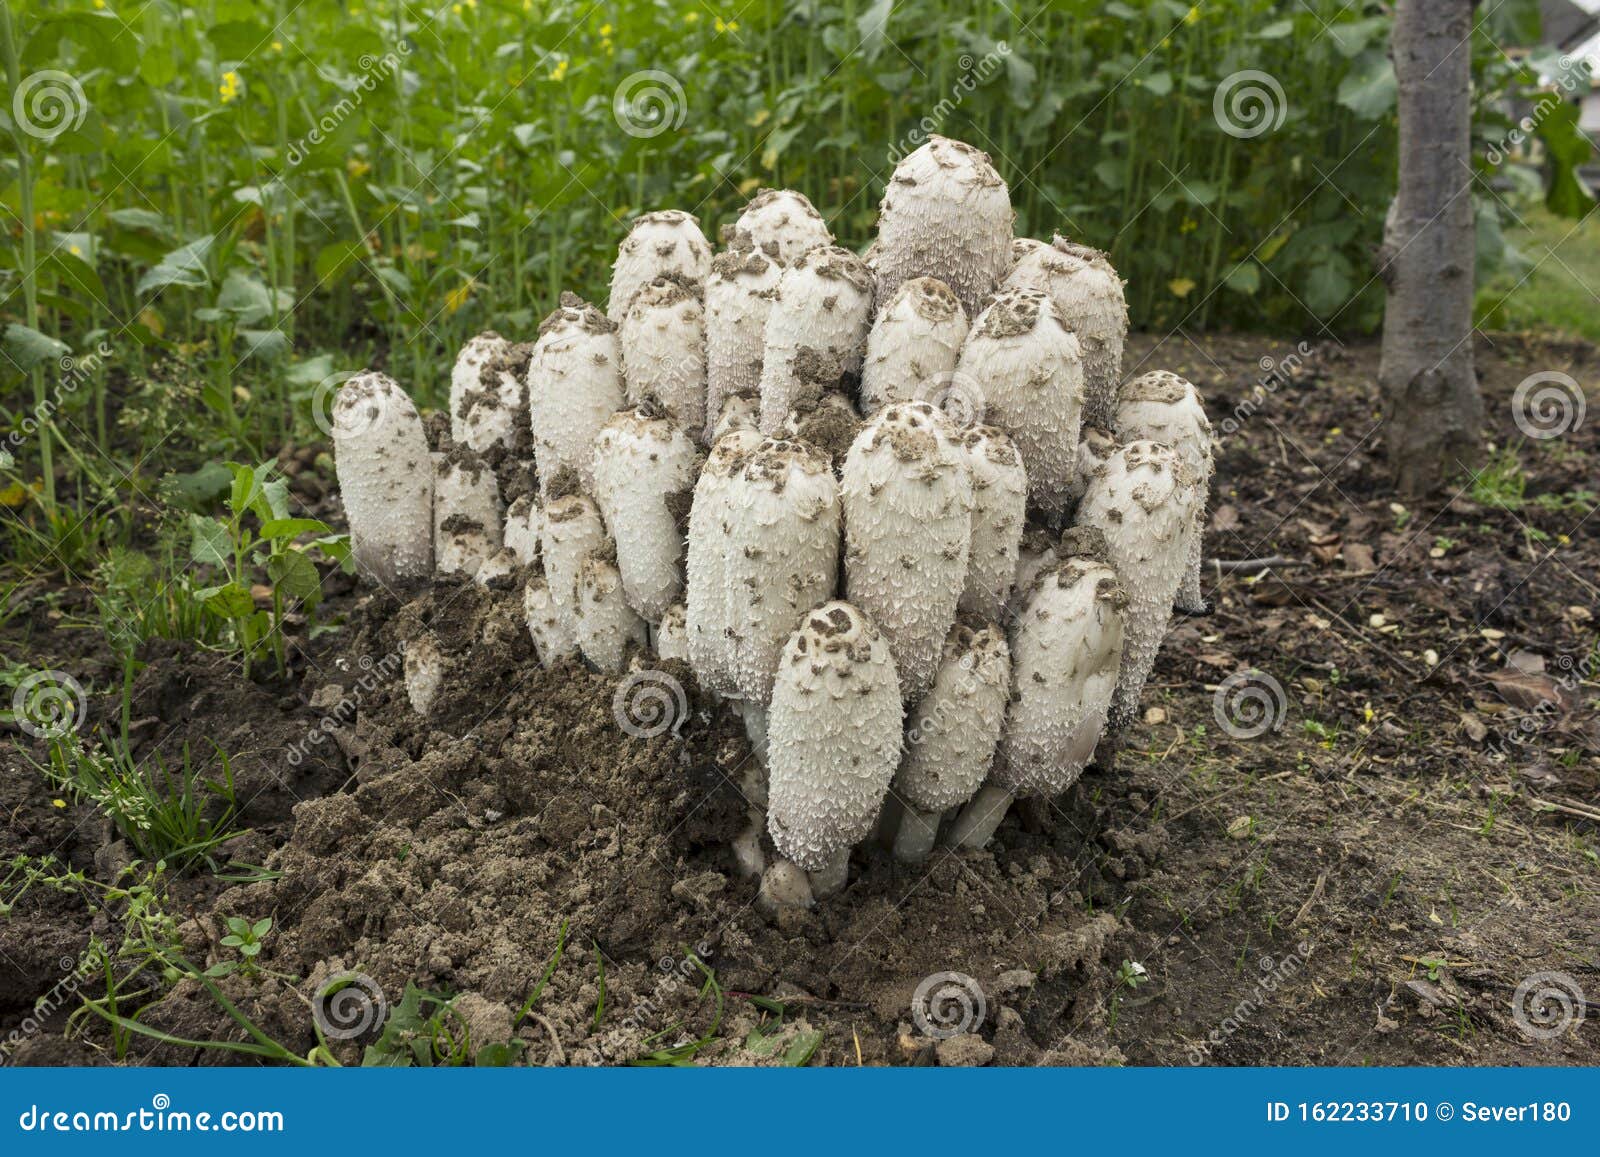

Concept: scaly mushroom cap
[[332, 371, 434, 585], [726, 188, 833, 265], [1115, 371, 1214, 613], [502, 492, 544, 567], [756, 245, 874, 435], [685, 429, 764, 695], [528, 293, 624, 494], [404, 635, 446, 716], [620, 275, 707, 437], [576, 546, 647, 672], [896, 621, 1011, 813], [1011, 236, 1046, 264], [955, 287, 1085, 517], [591, 407, 700, 621], [711, 393, 760, 443], [1003, 236, 1128, 430], [540, 490, 608, 641], [1064, 425, 1119, 513], [767, 601, 903, 871], [524, 572, 578, 667], [449, 331, 524, 454], [873, 135, 1014, 318], [994, 555, 1126, 796], [608, 209, 712, 320], [841, 401, 974, 704], [705, 244, 784, 444], [1073, 440, 1200, 729], [859, 276, 970, 417], [722, 438, 841, 704], [655, 603, 689, 662], [434, 450, 504, 578], [958, 425, 1028, 620]]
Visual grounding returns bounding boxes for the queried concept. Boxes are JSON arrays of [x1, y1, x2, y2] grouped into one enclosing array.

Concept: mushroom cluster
[[332, 135, 1214, 910]]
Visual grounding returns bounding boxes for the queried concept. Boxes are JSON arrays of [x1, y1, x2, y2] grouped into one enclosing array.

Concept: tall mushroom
[[841, 402, 973, 705], [1114, 371, 1214, 613], [757, 245, 874, 435], [527, 294, 624, 494], [872, 136, 1014, 318], [766, 601, 903, 896], [607, 209, 712, 320], [591, 406, 700, 622], [958, 425, 1027, 620], [859, 276, 969, 417], [619, 274, 707, 438], [433, 451, 503, 579], [705, 243, 784, 445], [331, 371, 434, 586], [726, 188, 833, 264]]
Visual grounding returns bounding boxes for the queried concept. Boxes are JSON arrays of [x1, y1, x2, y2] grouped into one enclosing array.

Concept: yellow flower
[[52, 798, 67, 809], [219, 71, 241, 103], [452, 2, 462, 13], [600, 23, 613, 36], [549, 58, 569, 81], [684, 10, 699, 23], [69, 244, 82, 256], [715, 16, 726, 32], [92, 0, 105, 8], [271, 41, 283, 52], [602, 38, 614, 55], [1185, 4, 1200, 23], [445, 279, 475, 314], [728, 20, 739, 31], [1168, 277, 1196, 298], [347, 157, 371, 179], [1179, 217, 1197, 234]]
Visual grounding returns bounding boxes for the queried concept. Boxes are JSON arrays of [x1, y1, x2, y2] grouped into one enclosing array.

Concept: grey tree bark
[[1377, 0, 1483, 498]]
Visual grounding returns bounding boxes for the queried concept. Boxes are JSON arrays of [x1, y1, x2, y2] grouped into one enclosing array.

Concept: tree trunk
[[1377, 0, 1483, 498]]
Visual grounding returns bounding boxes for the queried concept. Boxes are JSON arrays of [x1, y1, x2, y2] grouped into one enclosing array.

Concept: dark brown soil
[[1, 333, 1595, 1067]]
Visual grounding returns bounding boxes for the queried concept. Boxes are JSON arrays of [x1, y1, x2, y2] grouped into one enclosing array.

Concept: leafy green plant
[[187, 461, 349, 676], [211, 916, 273, 979], [360, 982, 524, 1068]]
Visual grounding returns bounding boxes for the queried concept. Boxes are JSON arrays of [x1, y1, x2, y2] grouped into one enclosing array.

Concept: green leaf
[[259, 518, 332, 542], [239, 329, 290, 363], [1535, 100, 1597, 218], [1254, 19, 1295, 39], [2, 324, 70, 371], [315, 241, 370, 284], [1336, 51, 1396, 120], [188, 515, 232, 567], [783, 1028, 824, 1066], [251, 917, 272, 937], [858, 0, 893, 61], [1142, 70, 1173, 97], [198, 583, 256, 620], [216, 271, 274, 324], [208, 20, 270, 60], [268, 550, 322, 602], [136, 236, 215, 295], [1223, 260, 1262, 295]]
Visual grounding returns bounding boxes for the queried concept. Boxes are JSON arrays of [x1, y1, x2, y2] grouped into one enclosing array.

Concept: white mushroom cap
[[873, 135, 1014, 318], [955, 287, 1085, 517], [957, 425, 1027, 620], [766, 601, 903, 871], [1003, 236, 1128, 430], [503, 492, 544, 567], [1073, 440, 1201, 729], [1063, 425, 1119, 514], [331, 371, 434, 586], [528, 294, 624, 495], [685, 429, 765, 696], [896, 621, 1011, 813], [841, 401, 973, 704], [757, 245, 874, 435], [994, 548, 1125, 797], [449, 331, 523, 454], [404, 634, 446, 716], [655, 603, 689, 662], [705, 244, 784, 444], [619, 275, 707, 438], [590, 406, 700, 621], [859, 275, 969, 417], [608, 209, 712, 320], [524, 572, 579, 667], [726, 188, 833, 265], [434, 451, 503, 579], [576, 546, 647, 673]]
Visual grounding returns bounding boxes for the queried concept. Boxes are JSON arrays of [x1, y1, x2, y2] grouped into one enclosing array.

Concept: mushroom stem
[[946, 786, 1015, 850], [757, 860, 814, 913], [738, 699, 769, 768], [731, 809, 766, 879], [807, 850, 850, 899], [890, 805, 941, 864]]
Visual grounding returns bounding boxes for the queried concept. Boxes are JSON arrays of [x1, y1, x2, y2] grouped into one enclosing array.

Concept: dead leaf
[[1460, 714, 1488, 743], [1210, 504, 1240, 532], [1343, 542, 1376, 570], [1488, 671, 1569, 714]]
